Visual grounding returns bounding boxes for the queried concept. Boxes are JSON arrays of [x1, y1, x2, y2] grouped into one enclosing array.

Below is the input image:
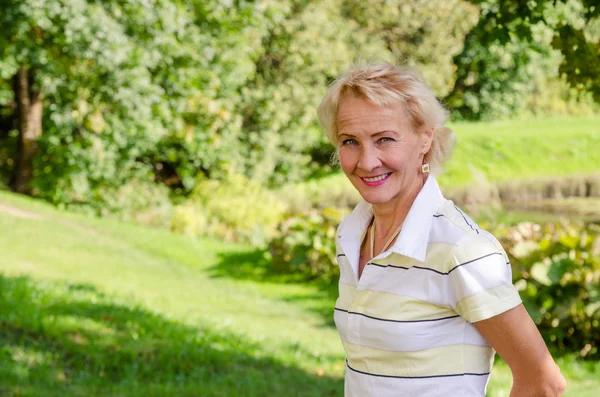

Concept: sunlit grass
[[0, 190, 598, 396], [444, 116, 600, 187]]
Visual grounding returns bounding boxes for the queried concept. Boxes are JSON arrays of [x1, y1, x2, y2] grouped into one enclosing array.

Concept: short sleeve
[[446, 230, 522, 323]]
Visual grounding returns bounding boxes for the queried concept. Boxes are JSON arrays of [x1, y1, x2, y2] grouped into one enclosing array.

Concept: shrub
[[276, 174, 360, 213], [97, 180, 174, 227], [269, 208, 347, 283], [51, 177, 174, 228], [181, 174, 288, 246], [170, 203, 209, 237], [495, 221, 600, 358]]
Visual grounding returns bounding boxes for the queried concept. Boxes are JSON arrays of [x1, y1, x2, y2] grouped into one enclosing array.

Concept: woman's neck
[[371, 175, 427, 242]]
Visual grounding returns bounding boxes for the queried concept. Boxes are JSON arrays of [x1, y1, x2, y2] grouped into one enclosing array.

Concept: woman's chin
[[359, 190, 395, 206]]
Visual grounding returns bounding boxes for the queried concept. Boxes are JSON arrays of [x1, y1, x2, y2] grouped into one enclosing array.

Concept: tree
[[239, 0, 479, 185], [11, 65, 42, 193], [342, 0, 479, 97], [0, 0, 269, 203], [0, 0, 159, 194], [448, 0, 600, 119]]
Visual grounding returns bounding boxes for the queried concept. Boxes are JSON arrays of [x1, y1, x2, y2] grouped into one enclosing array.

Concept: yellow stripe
[[343, 341, 494, 377], [371, 242, 454, 273], [337, 283, 456, 322], [350, 290, 456, 321], [455, 284, 522, 323], [336, 283, 358, 310]]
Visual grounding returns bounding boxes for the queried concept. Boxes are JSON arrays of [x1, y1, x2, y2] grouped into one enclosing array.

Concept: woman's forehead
[[337, 96, 407, 133]]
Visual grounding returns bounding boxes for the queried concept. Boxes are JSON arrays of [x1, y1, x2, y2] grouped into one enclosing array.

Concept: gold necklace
[[369, 219, 403, 259]]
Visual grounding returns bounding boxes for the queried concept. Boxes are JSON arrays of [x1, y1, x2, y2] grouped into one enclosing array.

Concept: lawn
[[0, 190, 599, 396], [442, 116, 600, 187]]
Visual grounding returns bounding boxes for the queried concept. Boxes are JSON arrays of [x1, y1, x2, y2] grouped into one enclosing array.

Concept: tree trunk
[[12, 65, 42, 194]]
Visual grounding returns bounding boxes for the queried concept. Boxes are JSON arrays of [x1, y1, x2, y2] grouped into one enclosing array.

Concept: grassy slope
[[0, 191, 598, 396], [442, 116, 600, 187]]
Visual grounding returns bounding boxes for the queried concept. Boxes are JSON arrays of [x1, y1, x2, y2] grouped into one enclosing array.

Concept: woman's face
[[337, 95, 431, 206]]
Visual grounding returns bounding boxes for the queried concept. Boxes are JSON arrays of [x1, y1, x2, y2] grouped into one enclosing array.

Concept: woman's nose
[[357, 146, 382, 171]]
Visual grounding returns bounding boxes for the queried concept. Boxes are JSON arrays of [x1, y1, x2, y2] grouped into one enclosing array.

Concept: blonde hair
[[317, 62, 455, 175]]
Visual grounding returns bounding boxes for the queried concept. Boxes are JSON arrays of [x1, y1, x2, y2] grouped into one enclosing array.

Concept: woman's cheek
[[338, 149, 355, 176]]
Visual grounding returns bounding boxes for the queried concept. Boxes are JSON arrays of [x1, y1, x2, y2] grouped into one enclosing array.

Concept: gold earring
[[421, 162, 430, 174]]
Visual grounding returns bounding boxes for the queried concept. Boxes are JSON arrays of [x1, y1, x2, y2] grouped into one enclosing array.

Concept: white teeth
[[363, 173, 390, 182]]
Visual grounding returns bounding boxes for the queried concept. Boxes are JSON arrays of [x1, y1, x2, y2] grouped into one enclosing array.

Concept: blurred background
[[1, 0, 599, 396]]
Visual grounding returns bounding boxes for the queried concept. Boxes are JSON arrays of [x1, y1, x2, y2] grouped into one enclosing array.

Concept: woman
[[317, 63, 566, 397]]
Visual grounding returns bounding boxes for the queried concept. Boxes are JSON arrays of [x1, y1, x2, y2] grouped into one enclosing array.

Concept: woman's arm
[[473, 304, 567, 397]]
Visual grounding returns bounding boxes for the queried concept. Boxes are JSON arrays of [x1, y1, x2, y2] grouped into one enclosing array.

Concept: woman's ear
[[421, 128, 434, 155]]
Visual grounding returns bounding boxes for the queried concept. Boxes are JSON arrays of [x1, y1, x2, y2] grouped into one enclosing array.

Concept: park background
[[1, 0, 600, 396]]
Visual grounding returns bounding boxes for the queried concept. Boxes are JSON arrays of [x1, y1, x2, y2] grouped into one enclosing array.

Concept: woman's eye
[[342, 139, 357, 146], [378, 137, 394, 143]]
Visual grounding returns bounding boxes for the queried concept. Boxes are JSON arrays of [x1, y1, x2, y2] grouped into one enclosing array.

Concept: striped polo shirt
[[334, 176, 522, 397]]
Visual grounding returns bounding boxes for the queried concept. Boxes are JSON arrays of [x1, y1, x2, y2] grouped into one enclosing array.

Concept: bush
[[97, 180, 174, 227], [277, 174, 360, 213], [170, 203, 209, 238], [495, 221, 600, 359], [50, 177, 174, 228], [269, 208, 347, 283], [177, 174, 288, 246]]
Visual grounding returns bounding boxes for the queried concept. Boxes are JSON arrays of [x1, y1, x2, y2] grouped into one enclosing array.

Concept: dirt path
[[0, 203, 44, 220]]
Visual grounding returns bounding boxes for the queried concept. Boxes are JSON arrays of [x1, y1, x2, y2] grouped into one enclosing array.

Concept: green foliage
[[0, 0, 599, 217], [447, 19, 558, 120], [525, 75, 600, 117], [276, 173, 360, 213], [96, 179, 174, 227], [496, 222, 600, 358], [170, 202, 209, 238], [236, 0, 387, 185], [343, 0, 479, 97], [269, 208, 347, 283], [173, 174, 288, 246], [451, 0, 600, 119], [0, 0, 283, 205]]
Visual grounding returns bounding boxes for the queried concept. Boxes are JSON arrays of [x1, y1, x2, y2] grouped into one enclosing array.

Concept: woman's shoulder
[[432, 200, 506, 257]]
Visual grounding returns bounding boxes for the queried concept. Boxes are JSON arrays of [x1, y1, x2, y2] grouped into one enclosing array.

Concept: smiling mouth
[[360, 173, 391, 183]]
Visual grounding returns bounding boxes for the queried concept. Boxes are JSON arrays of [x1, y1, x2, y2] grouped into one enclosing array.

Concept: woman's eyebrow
[[338, 130, 400, 139], [373, 130, 400, 137]]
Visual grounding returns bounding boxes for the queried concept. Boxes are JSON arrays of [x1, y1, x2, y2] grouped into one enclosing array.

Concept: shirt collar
[[338, 176, 444, 264]]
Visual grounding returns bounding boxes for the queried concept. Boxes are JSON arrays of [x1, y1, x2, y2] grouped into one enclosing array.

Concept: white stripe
[[337, 311, 489, 352], [357, 263, 447, 305], [428, 215, 470, 245], [345, 365, 489, 397], [337, 255, 355, 284], [448, 255, 512, 306], [373, 243, 453, 273]]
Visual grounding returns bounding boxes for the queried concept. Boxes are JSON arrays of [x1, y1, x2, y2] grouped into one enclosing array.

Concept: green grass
[[1, 190, 599, 396], [443, 116, 600, 187]]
